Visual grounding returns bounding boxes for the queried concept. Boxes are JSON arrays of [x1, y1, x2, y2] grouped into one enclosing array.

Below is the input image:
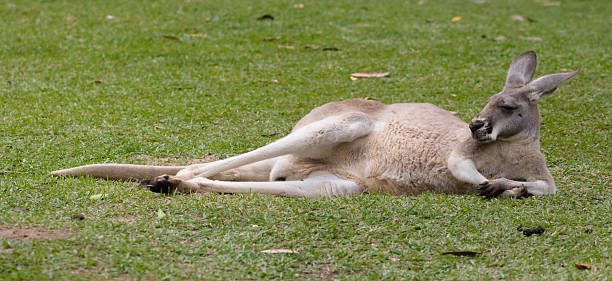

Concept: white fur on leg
[[447, 152, 488, 185], [186, 172, 363, 198]]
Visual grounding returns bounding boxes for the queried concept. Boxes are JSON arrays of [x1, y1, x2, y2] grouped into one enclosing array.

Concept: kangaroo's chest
[[474, 149, 525, 180]]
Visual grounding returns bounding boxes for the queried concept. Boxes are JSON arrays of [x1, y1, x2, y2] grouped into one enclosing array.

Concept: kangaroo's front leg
[[447, 153, 555, 198], [174, 112, 374, 180], [149, 172, 364, 198]]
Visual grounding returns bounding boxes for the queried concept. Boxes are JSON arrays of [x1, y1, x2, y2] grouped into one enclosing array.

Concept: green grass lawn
[[1, 0, 610, 279]]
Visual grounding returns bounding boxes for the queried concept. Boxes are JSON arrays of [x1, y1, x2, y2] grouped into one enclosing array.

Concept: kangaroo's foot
[[142, 175, 176, 194], [142, 175, 200, 194]]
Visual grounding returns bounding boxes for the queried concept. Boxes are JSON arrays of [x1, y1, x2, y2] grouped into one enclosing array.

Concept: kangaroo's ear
[[526, 69, 580, 102], [505, 51, 537, 88]]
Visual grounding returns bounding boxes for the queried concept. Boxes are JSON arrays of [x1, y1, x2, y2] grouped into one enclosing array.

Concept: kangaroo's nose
[[469, 119, 485, 132]]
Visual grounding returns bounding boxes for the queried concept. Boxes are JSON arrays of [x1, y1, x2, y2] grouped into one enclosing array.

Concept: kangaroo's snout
[[469, 118, 493, 142], [469, 119, 485, 133]]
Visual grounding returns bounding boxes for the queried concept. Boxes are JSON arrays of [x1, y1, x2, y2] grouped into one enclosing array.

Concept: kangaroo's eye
[[499, 105, 518, 111]]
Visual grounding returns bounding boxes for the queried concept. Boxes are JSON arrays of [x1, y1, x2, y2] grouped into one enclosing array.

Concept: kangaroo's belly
[[328, 118, 474, 195]]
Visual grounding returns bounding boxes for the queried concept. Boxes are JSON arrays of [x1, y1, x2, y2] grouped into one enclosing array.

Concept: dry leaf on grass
[[304, 45, 339, 51], [442, 251, 480, 257], [518, 35, 543, 42], [350, 72, 390, 80], [574, 263, 592, 270], [322, 47, 340, 51], [257, 79, 279, 83], [293, 3, 304, 8], [188, 33, 207, 38], [261, 249, 299, 254], [451, 16, 462, 22], [163, 35, 179, 40], [495, 35, 507, 41], [511, 15, 526, 21], [257, 14, 274, 21]]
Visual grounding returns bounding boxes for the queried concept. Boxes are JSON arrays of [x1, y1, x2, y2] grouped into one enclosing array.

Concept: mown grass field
[[0, 0, 610, 280]]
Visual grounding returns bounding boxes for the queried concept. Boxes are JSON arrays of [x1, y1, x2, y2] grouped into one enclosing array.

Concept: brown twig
[[0, 171, 25, 175]]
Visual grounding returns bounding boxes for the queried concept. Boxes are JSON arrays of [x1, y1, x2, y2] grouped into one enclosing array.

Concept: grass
[[0, 0, 610, 279]]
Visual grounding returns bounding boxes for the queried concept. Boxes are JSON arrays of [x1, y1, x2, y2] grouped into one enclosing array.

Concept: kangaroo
[[51, 51, 579, 199]]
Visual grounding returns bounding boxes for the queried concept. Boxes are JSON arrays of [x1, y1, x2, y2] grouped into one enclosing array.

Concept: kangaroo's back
[[292, 98, 388, 131]]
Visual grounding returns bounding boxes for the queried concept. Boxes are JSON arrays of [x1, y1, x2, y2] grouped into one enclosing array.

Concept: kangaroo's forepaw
[[517, 188, 533, 198], [477, 178, 514, 199], [143, 175, 178, 194]]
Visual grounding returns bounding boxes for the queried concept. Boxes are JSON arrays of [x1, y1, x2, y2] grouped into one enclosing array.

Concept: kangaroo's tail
[[50, 164, 186, 181]]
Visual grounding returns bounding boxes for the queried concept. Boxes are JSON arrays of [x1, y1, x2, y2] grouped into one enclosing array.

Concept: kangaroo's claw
[[477, 180, 508, 199]]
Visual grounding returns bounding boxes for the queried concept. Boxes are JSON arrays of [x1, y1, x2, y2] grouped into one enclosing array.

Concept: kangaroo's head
[[469, 51, 580, 143]]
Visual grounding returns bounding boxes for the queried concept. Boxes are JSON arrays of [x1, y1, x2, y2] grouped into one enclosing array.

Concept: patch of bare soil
[[71, 266, 130, 280], [188, 153, 222, 164], [0, 226, 73, 241]]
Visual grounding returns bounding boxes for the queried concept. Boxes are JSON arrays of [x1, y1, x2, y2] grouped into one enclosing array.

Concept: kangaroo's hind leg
[[148, 112, 374, 193]]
